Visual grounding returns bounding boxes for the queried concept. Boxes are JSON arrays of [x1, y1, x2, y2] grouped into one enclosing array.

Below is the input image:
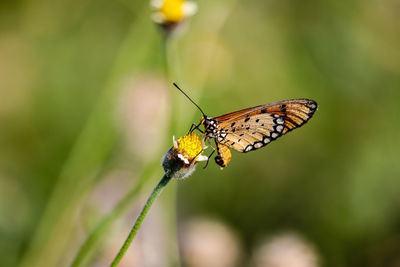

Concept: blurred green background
[[1, 0, 400, 266]]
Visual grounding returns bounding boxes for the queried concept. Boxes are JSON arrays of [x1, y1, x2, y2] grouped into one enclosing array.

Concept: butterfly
[[174, 83, 318, 168]]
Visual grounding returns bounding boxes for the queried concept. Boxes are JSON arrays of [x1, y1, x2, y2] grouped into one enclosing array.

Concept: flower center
[[160, 0, 185, 22], [177, 132, 203, 160]]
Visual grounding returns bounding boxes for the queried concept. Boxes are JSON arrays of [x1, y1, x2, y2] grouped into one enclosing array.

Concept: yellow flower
[[174, 132, 205, 163], [162, 132, 207, 178], [151, 0, 197, 26]]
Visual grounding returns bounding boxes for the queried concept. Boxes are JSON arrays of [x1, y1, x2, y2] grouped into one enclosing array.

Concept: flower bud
[[162, 133, 207, 179]]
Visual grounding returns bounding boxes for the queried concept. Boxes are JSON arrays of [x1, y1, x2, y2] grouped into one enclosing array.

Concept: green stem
[[161, 34, 179, 136], [160, 31, 181, 267], [70, 162, 160, 267], [110, 173, 172, 267]]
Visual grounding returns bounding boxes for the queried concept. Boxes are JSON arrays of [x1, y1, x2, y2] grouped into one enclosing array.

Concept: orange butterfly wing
[[213, 99, 317, 153]]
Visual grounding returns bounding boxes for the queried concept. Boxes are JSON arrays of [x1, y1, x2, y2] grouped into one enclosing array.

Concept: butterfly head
[[201, 115, 212, 128]]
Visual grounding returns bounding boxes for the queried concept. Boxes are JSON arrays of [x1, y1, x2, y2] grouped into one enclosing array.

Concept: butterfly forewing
[[212, 99, 317, 153]]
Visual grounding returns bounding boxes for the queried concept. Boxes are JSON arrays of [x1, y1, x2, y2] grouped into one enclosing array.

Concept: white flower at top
[[151, 0, 197, 27]]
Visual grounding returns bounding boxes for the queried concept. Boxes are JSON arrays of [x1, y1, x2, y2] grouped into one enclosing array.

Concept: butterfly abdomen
[[215, 143, 231, 168]]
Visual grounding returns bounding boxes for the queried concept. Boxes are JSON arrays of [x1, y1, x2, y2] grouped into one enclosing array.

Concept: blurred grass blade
[[19, 4, 159, 267], [71, 162, 161, 267]]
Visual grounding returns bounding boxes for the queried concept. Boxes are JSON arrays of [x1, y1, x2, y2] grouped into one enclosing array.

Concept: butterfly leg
[[201, 137, 216, 169], [188, 121, 203, 134], [202, 149, 215, 169], [206, 137, 217, 151], [189, 149, 205, 165]]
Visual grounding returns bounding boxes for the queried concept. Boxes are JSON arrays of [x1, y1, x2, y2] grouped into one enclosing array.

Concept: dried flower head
[[162, 132, 207, 178], [151, 0, 197, 30]]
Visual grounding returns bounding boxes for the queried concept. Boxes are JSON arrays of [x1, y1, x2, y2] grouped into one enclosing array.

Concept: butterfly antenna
[[173, 83, 206, 116]]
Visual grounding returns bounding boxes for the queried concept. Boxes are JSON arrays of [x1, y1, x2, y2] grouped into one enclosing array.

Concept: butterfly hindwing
[[217, 113, 285, 152]]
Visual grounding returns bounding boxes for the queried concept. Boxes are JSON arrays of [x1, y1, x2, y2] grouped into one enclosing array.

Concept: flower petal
[[178, 153, 190, 164], [151, 0, 164, 8], [182, 2, 197, 17], [196, 154, 208, 162], [152, 12, 167, 24]]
